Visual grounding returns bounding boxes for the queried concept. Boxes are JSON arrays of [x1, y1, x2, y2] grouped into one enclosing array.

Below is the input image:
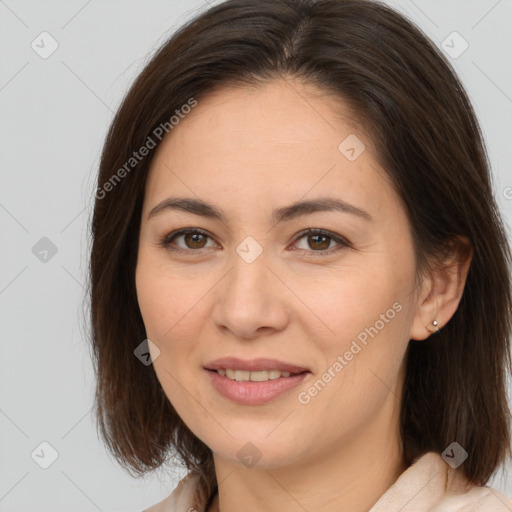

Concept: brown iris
[[308, 234, 330, 250], [184, 232, 208, 249]]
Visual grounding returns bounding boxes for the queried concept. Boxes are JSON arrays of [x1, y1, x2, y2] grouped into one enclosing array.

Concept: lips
[[204, 357, 311, 404], [204, 356, 310, 374], [206, 366, 310, 404]]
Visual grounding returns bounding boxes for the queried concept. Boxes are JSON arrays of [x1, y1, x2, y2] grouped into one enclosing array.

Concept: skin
[[135, 79, 472, 512]]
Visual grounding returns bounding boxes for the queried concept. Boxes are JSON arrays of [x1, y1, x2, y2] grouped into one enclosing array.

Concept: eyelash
[[158, 227, 351, 258]]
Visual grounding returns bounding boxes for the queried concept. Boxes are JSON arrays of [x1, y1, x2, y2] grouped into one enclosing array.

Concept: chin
[[207, 432, 308, 470]]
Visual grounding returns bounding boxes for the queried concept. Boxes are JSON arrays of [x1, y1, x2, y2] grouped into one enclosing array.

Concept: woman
[[88, 0, 512, 510]]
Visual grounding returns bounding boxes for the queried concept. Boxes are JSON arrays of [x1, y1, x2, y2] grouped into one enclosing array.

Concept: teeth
[[249, 371, 270, 382], [217, 369, 295, 381]]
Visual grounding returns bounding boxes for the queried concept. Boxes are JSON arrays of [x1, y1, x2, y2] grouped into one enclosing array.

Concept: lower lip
[[206, 369, 310, 405]]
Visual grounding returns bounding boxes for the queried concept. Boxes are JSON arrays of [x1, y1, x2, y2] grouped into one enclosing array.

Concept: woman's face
[[136, 79, 422, 469]]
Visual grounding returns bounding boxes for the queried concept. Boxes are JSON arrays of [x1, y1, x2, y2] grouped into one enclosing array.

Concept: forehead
[[144, 79, 397, 221]]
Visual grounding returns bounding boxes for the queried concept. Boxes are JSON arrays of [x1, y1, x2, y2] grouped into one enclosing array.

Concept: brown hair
[[88, 0, 512, 502]]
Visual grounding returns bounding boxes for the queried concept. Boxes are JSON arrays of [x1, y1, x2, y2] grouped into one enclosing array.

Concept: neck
[[210, 394, 406, 512]]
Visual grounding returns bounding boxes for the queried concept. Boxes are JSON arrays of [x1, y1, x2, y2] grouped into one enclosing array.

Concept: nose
[[212, 246, 290, 340]]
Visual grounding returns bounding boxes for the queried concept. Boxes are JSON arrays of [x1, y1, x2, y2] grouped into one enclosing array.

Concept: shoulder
[[369, 451, 512, 512], [421, 452, 512, 511], [433, 455, 512, 512], [434, 452, 512, 511], [143, 472, 202, 512], [431, 485, 512, 511]]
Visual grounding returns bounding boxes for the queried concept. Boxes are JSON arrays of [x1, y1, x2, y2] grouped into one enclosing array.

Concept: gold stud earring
[[430, 320, 440, 333]]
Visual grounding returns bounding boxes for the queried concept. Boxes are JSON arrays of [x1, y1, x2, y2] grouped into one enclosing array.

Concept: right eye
[[159, 228, 218, 254]]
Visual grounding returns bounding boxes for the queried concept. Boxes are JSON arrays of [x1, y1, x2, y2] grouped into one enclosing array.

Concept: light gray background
[[1, 0, 511, 510]]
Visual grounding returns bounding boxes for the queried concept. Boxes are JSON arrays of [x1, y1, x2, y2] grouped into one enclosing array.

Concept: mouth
[[204, 357, 311, 404], [204, 356, 310, 379], [206, 368, 307, 381]]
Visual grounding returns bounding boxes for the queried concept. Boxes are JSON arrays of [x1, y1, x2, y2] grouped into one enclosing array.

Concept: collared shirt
[[143, 451, 512, 511]]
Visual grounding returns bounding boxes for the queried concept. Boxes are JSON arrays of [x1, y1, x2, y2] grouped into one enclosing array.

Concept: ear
[[409, 236, 473, 341]]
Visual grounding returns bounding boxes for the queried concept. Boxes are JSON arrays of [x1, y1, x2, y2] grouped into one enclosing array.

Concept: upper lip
[[205, 357, 310, 374]]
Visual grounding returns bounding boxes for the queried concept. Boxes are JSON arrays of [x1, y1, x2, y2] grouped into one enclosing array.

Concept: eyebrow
[[147, 196, 372, 223]]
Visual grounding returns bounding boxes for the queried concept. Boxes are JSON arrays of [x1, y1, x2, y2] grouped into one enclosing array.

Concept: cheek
[[135, 251, 206, 342], [134, 251, 217, 409], [135, 257, 204, 409], [299, 259, 411, 398], [300, 262, 398, 345], [135, 263, 170, 340]]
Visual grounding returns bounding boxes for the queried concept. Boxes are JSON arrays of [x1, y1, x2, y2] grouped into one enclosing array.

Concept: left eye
[[159, 228, 350, 256]]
